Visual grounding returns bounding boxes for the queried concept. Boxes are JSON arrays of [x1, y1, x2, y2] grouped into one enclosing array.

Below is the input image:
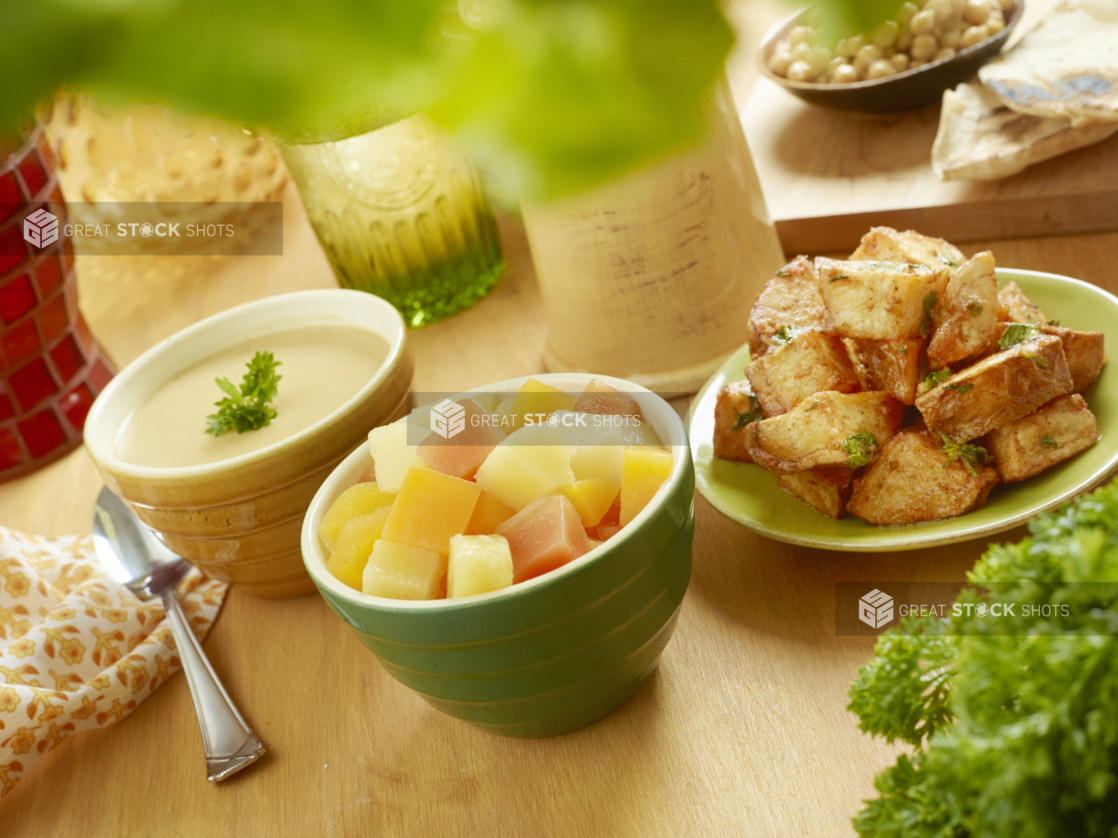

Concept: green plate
[[688, 268, 1118, 551]]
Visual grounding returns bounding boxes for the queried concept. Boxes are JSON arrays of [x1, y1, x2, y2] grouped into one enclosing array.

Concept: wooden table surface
[[4, 8, 1118, 835]]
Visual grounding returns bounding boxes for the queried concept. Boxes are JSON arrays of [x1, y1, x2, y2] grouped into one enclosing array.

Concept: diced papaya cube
[[327, 506, 392, 590], [508, 378, 577, 430], [465, 490, 518, 535], [474, 424, 574, 510], [447, 534, 514, 598], [496, 495, 590, 583], [619, 447, 674, 526], [573, 379, 643, 418], [562, 479, 621, 528], [418, 398, 507, 479], [381, 468, 481, 555], [596, 523, 621, 541], [362, 538, 446, 600], [318, 482, 396, 552]]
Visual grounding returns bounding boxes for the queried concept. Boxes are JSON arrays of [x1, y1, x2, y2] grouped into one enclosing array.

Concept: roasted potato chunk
[[849, 226, 966, 269], [745, 332, 861, 416], [713, 380, 760, 463], [816, 258, 951, 339], [915, 334, 1074, 442], [747, 256, 832, 359], [927, 251, 1000, 368], [1040, 325, 1105, 393], [744, 391, 904, 474], [997, 281, 1049, 325], [984, 394, 1099, 482], [778, 466, 855, 519], [847, 427, 999, 525], [849, 338, 925, 405]]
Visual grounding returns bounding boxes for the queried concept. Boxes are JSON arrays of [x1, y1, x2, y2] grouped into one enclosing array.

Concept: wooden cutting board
[[738, 0, 1118, 255]]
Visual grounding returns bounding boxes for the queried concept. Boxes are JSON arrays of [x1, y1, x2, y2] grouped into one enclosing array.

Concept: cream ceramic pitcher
[[521, 77, 784, 393]]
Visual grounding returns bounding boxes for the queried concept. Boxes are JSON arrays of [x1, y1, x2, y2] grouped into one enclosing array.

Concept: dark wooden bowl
[[757, 2, 1025, 115]]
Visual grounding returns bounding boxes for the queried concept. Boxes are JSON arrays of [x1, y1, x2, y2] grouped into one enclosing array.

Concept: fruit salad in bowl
[[301, 374, 694, 738]]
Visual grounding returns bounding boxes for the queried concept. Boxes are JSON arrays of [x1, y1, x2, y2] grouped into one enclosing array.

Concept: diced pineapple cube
[[362, 538, 446, 600], [447, 534, 514, 598], [508, 378, 577, 430], [573, 379, 643, 418], [496, 495, 589, 583], [562, 479, 621, 528], [327, 507, 392, 590], [465, 491, 518, 535], [318, 482, 396, 552], [380, 467, 481, 555], [368, 420, 427, 492], [474, 424, 574, 510], [620, 447, 674, 526], [597, 523, 621, 541], [417, 398, 507, 479]]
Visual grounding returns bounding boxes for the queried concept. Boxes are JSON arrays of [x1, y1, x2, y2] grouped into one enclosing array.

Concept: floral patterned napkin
[[0, 526, 227, 799]]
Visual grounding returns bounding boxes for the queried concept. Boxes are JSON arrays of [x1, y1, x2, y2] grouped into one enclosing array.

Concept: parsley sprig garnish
[[772, 325, 802, 346], [1041, 434, 1058, 449], [940, 433, 989, 477], [206, 351, 283, 436], [922, 369, 951, 388], [998, 322, 1040, 351], [731, 394, 763, 431], [841, 429, 878, 468], [918, 291, 938, 336]]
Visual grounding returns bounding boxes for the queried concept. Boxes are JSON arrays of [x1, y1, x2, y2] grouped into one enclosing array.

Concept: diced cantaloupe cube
[[562, 479, 621, 528], [362, 538, 446, 600], [619, 447, 674, 526], [551, 410, 665, 479], [447, 534, 514, 598], [474, 424, 574, 510], [381, 467, 481, 555], [508, 378, 577, 430], [417, 398, 507, 479], [496, 495, 590, 583], [318, 482, 396, 552], [327, 506, 393, 590], [465, 490, 518, 535], [368, 419, 428, 492], [573, 379, 643, 418]]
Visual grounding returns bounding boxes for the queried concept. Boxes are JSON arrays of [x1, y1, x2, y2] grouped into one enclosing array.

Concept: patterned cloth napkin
[[0, 526, 227, 799]]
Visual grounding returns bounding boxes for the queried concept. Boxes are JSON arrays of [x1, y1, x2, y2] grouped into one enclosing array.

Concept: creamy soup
[[116, 321, 389, 468]]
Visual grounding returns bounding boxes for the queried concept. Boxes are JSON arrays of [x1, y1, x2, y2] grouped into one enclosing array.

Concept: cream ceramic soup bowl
[[85, 290, 412, 598]]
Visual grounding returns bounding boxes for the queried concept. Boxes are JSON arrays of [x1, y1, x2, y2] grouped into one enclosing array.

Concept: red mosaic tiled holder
[[0, 122, 115, 481]]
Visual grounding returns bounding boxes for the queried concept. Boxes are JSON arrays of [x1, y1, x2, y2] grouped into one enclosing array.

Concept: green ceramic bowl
[[302, 373, 694, 738], [690, 269, 1118, 551]]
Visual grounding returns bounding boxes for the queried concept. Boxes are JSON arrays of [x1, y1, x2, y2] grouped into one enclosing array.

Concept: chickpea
[[853, 43, 884, 74], [963, 0, 990, 25], [786, 60, 814, 82], [997, 0, 1015, 10], [898, 2, 920, 25], [925, 0, 953, 24], [941, 27, 962, 49], [934, 46, 957, 60], [827, 56, 847, 73], [910, 32, 939, 60], [949, 0, 966, 16], [866, 59, 898, 79], [960, 24, 988, 47], [806, 46, 832, 73], [911, 58, 928, 68], [831, 63, 860, 84], [873, 20, 900, 48], [792, 42, 813, 63], [891, 52, 911, 71], [842, 33, 867, 56], [788, 25, 813, 48], [896, 28, 914, 51], [986, 10, 1005, 32], [769, 47, 794, 76], [910, 9, 937, 34]]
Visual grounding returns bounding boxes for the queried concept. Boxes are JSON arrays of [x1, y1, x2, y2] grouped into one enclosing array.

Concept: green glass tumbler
[[281, 115, 504, 327]]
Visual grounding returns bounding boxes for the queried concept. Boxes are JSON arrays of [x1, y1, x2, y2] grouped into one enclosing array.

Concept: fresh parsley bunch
[[206, 351, 283, 436], [849, 481, 1118, 836]]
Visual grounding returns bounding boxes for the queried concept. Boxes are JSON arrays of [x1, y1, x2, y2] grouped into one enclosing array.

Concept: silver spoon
[[92, 486, 265, 781]]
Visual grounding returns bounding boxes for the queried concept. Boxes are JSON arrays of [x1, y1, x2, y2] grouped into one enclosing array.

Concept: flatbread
[[978, 0, 1118, 124], [932, 81, 1118, 180]]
